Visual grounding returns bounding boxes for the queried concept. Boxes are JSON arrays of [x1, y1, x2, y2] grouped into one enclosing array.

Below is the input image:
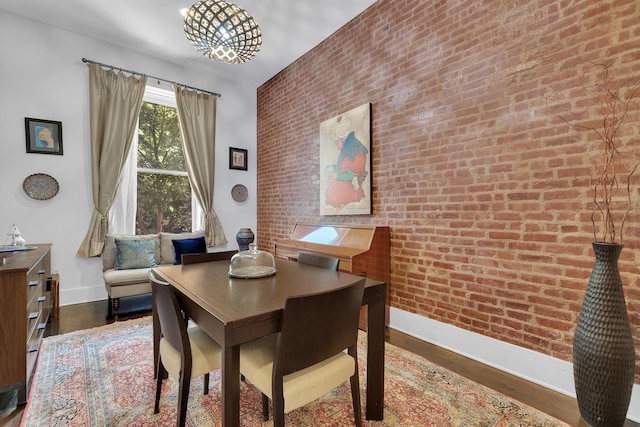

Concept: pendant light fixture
[[184, 0, 262, 64]]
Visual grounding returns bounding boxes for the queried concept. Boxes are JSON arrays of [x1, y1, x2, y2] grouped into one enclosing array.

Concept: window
[[110, 86, 201, 235]]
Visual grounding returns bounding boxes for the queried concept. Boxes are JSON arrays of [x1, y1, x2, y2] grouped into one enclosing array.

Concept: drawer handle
[[38, 322, 46, 330], [28, 344, 38, 353], [38, 296, 46, 303], [28, 312, 39, 320], [28, 280, 39, 287], [38, 270, 46, 275]]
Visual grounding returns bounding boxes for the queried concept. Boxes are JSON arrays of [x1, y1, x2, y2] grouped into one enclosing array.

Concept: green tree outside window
[[136, 101, 192, 234]]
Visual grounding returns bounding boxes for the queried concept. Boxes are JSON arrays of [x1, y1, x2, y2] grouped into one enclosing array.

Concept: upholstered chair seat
[[240, 334, 355, 413], [159, 326, 221, 383]]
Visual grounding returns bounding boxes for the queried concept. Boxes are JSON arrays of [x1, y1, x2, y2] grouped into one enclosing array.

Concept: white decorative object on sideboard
[[5, 224, 26, 246]]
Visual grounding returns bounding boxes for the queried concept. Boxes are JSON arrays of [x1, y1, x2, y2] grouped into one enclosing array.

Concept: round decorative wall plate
[[23, 173, 59, 200], [232, 184, 248, 202]]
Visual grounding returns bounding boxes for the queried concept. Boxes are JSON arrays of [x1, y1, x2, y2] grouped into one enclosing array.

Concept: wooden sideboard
[[0, 244, 52, 405], [275, 223, 390, 327]]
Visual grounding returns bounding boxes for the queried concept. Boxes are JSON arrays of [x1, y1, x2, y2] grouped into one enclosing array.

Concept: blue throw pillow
[[173, 236, 207, 264], [114, 239, 157, 270]]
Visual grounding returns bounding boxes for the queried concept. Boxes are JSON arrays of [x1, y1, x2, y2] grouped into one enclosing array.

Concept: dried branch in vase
[[558, 63, 640, 244]]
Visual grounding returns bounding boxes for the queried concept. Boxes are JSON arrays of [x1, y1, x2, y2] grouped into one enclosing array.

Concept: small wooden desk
[[153, 258, 385, 427], [275, 223, 391, 328]]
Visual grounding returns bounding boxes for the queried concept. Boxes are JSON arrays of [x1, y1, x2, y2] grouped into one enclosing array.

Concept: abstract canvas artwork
[[319, 103, 372, 215]]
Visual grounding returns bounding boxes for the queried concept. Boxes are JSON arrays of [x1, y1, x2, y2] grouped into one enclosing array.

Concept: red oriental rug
[[21, 317, 569, 426]]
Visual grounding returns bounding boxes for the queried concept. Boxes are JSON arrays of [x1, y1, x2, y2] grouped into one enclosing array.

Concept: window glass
[[135, 97, 193, 234]]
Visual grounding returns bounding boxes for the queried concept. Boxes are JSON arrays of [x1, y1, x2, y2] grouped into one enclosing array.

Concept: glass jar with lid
[[228, 243, 276, 278]]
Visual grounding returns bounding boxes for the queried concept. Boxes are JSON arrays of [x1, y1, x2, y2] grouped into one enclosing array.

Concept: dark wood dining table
[[153, 257, 386, 427]]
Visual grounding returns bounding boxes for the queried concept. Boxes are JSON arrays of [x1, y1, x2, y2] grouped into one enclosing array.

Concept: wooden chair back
[[181, 250, 238, 265], [297, 252, 340, 271], [150, 269, 221, 427], [274, 279, 365, 377], [149, 270, 190, 362]]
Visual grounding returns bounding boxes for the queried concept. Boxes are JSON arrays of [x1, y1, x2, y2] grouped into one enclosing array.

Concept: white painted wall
[[0, 11, 257, 306]]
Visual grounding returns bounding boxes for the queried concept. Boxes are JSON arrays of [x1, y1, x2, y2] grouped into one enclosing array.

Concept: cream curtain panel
[[107, 130, 138, 235], [77, 64, 147, 257], [174, 84, 227, 246]]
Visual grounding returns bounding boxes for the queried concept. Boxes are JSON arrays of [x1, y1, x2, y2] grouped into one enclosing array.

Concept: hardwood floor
[[1, 297, 638, 427], [387, 330, 637, 427]]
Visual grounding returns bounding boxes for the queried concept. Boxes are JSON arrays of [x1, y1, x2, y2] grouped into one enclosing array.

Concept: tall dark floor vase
[[573, 242, 635, 427]]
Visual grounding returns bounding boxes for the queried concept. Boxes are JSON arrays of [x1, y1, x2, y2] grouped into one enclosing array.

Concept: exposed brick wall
[[257, 0, 640, 378]]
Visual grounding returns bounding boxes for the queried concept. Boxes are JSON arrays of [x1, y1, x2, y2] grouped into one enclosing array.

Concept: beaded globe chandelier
[[184, 0, 262, 64]]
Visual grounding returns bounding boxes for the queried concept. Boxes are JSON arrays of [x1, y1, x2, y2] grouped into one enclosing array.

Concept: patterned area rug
[[22, 317, 569, 426]]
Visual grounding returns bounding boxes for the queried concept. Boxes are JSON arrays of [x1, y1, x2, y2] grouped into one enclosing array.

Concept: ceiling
[[0, 0, 377, 88]]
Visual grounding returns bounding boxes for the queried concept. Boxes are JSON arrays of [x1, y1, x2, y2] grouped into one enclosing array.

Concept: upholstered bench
[[102, 231, 206, 318]]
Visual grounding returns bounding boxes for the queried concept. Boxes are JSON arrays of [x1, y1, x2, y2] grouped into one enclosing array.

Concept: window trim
[[138, 167, 188, 177], [137, 85, 201, 232]]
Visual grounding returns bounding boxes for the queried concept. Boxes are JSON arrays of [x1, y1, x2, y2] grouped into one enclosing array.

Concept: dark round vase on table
[[236, 228, 255, 251], [573, 242, 635, 427]]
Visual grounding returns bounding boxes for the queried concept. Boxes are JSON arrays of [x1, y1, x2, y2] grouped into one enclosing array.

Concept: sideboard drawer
[[0, 244, 52, 405], [26, 295, 43, 342], [26, 277, 41, 308]]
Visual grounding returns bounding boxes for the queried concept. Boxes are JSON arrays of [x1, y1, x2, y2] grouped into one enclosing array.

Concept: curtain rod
[[81, 58, 221, 98]]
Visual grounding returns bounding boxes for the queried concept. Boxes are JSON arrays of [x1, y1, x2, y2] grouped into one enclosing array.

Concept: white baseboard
[[389, 307, 640, 423], [59, 284, 106, 306]]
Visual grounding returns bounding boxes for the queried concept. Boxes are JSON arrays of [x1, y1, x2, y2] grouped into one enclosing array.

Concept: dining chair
[[181, 250, 238, 264], [240, 279, 366, 427], [149, 270, 222, 427], [296, 252, 340, 271]]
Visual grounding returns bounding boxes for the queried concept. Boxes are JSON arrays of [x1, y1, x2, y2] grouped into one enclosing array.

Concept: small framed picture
[[25, 118, 63, 155], [229, 147, 248, 171]]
